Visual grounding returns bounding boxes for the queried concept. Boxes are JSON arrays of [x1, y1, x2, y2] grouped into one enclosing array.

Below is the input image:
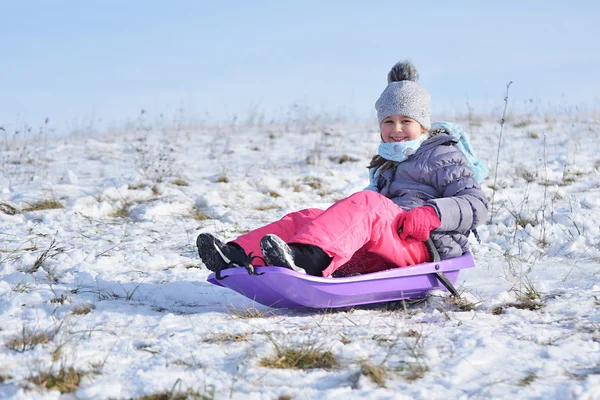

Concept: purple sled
[[207, 252, 474, 309]]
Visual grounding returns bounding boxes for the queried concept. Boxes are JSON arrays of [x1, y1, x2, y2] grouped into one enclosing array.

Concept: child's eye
[[402, 120, 412, 124]]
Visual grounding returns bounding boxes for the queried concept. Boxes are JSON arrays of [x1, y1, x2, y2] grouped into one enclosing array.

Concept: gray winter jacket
[[372, 132, 488, 259]]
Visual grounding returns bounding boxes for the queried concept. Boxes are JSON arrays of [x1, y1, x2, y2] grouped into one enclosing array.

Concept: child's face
[[380, 115, 424, 143]]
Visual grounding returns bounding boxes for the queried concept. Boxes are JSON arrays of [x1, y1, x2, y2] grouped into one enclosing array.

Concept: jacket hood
[[416, 132, 457, 155]]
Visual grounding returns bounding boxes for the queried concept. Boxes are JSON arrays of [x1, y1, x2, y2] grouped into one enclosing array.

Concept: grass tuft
[[215, 174, 229, 183], [72, 304, 95, 315], [360, 362, 386, 386], [518, 371, 538, 386], [22, 199, 64, 212], [137, 379, 215, 400], [27, 239, 62, 274], [191, 209, 212, 221], [0, 201, 20, 215], [109, 203, 130, 218], [228, 305, 275, 319], [29, 367, 85, 393], [330, 154, 360, 164], [6, 329, 53, 352], [204, 333, 248, 344], [171, 178, 189, 186], [260, 345, 338, 370], [396, 361, 429, 382]]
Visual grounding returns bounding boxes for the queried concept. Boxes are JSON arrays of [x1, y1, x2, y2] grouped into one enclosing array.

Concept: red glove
[[397, 206, 441, 241]]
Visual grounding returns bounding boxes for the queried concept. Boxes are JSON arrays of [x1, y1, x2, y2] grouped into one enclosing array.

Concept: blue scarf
[[364, 135, 427, 191], [377, 135, 427, 162]]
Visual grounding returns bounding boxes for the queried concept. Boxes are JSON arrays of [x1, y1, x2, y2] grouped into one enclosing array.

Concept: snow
[[1, 114, 600, 399]]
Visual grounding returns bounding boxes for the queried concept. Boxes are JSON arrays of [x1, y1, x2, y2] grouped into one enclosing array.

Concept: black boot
[[260, 234, 332, 276], [196, 233, 248, 272]]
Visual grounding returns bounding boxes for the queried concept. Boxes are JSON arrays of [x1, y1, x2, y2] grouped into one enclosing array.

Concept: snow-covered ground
[[1, 112, 599, 399]]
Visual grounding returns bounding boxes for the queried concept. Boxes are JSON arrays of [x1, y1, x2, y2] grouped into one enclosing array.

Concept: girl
[[197, 61, 488, 278]]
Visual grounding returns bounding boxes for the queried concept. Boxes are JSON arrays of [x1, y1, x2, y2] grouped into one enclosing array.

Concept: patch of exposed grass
[[0, 374, 13, 383], [6, 329, 52, 352], [302, 176, 323, 190], [448, 296, 479, 312], [396, 362, 429, 382], [491, 300, 544, 315], [255, 204, 279, 211], [138, 387, 214, 400], [27, 239, 62, 274], [514, 280, 542, 302], [128, 182, 148, 190], [520, 170, 537, 183], [71, 304, 94, 315], [330, 154, 360, 164], [260, 344, 338, 370], [228, 305, 275, 319], [22, 199, 64, 212], [203, 333, 249, 344], [50, 294, 69, 304], [360, 362, 386, 386], [109, 203, 130, 218], [171, 178, 189, 187], [0, 201, 19, 215], [215, 174, 229, 183], [518, 371, 538, 386], [191, 209, 211, 221], [513, 119, 532, 128], [29, 367, 85, 394], [11, 281, 32, 293]]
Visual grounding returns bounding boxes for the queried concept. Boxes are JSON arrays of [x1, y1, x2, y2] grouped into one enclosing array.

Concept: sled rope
[[424, 238, 460, 297]]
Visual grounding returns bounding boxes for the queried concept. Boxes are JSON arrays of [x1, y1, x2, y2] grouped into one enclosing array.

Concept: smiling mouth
[[390, 137, 406, 142]]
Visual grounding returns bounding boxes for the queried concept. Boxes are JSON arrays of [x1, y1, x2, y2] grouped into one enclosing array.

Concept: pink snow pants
[[231, 190, 430, 278]]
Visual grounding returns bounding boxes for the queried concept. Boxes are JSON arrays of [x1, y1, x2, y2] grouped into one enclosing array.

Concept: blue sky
[[1, 1, 599, 132]]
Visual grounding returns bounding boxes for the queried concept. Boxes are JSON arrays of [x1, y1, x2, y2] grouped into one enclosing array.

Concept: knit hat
[[375, 61, 431, 130]]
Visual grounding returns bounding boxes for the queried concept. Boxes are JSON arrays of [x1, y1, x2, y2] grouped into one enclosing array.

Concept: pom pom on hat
[[387, 61, 419, 84]]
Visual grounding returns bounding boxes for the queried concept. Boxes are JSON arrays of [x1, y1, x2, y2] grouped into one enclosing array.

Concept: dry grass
[[26, 239, 62, 274], [191, 209, 212, 221], [228, 305, 275, 319], [6, 329, 53, 352], [203, 333, 249, 344], [71, 304, 95, 315], [396, 362, 429, 382], [22, 199, 64, 212], [0, 201, 19, 215], [448, 296, 479, 312], [109, 203, 130, 218], [29, 366, 85, 393], [491, 300, 544, 315], [137, 379, 215, 399], [138, 388, 214, 400], [260, 345, 338, 370], [255, 204, 280, 211], [171, 178, 189, 186], [302, 176, 323, 190], [330, 154, 360, 164], [359, 362, 386, 386], [518, 371, 538, 386]]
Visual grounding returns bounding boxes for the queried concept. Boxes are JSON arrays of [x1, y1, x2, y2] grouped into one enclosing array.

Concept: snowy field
[[1, 111, 600, 399]]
